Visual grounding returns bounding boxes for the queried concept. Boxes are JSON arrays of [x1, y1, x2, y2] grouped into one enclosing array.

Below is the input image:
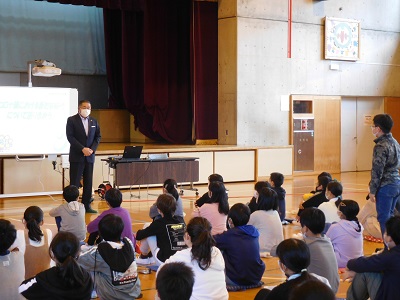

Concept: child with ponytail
[[19, 231, 93, 299], [11, 206, 53, 279], [318, 180, 343, 225], [254, 238, 331, 300], [157, 217, 228, 300], [326, 199, 364, 268]]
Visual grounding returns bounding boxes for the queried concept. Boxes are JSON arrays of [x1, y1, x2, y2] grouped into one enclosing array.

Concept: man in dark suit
[[66, 100, 101, 213]]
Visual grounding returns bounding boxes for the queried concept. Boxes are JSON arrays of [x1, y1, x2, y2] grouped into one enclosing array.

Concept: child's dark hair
[[318, 176, 332, 192], [386, 216, 400, 245], [288, 279, 335, 300], [208, 173, 224, 183], [156, 262, 194, 300], [208, 181, 229, 215], [339, 200, 361, 232], [105, 188, 123, 208], [257, 187, 278, 211], [228, 203, 250, 227], [63, 185, 80, 203], [300, 208, 325, 234], [98, 214, 124, 242], [276, 238, 312, 280], [23, 206, 44, 242], [326, 180, 343, 207], [254, 181, 271, 194], [187, 217, 215, 270], [156, 194, 177, 216], [0, 219, 17, 254], [373, 114, 393, 133], [50, 231, 90, 288], [318, 172, 332, 180], [164, 179, 179, 201], [270, 172, 284, 187]]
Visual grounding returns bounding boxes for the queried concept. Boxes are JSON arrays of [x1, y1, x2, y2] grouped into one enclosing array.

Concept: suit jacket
[[66, 113, 101, 163]]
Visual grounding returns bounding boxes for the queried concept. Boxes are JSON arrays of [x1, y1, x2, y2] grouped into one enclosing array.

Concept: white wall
[[219, 0, 400, 147]]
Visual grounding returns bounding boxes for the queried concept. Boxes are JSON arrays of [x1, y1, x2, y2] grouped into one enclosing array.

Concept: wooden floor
[[1, 171, 379, 299]]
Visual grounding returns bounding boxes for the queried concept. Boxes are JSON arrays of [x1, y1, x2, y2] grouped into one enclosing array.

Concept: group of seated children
[[4, 169, 398, 299], [248, 172, 288, 225]]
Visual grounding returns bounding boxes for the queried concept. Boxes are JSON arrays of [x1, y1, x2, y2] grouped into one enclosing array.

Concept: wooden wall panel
[[218, 17, 238, 145], [91, 109, 131, 143], [314, 97, 341, 173], [384, 97, 400, 141]]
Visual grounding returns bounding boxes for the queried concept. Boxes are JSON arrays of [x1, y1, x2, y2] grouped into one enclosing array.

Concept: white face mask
[[278, 260, 286, 274], [253, 191, 259, 198], [80, 109, 91, 118]]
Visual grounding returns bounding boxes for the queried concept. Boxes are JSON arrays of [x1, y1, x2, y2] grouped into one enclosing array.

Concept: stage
[[0, 143, 293, 197]]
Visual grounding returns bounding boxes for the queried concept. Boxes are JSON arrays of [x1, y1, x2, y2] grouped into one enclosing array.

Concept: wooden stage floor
[[0, 171, 379, 299]]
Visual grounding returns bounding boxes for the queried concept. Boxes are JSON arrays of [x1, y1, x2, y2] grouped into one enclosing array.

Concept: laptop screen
[[122, 146, 143, 159]]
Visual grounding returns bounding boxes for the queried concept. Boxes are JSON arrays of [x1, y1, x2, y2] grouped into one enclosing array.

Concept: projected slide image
[[0, 87, 78, 155]]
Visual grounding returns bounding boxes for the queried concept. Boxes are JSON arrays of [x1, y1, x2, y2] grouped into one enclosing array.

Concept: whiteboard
[[0, 87, 78, 155]]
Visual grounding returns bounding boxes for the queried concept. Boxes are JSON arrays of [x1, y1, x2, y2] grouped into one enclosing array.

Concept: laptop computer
[[121, 145, 143, 160], [109, 146, 143, 161]]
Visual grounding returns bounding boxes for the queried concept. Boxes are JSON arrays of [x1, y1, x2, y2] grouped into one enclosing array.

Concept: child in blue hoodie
[[214, 203, 265, 286]]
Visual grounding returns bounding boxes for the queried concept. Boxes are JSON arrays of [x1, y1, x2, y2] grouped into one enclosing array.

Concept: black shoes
[[85, 207, 97, 214]]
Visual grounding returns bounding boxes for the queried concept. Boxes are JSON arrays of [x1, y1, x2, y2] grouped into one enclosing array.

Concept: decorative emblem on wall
[[324, 17, 360, 61]]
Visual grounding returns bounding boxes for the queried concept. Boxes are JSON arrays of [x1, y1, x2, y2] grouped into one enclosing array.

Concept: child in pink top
[[192, 181, 229, 235]]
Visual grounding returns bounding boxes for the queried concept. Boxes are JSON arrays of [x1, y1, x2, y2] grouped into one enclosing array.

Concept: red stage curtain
[[191, 1, 218, 140], [142, 0, 192, 143], [39, 0, 218, 144]]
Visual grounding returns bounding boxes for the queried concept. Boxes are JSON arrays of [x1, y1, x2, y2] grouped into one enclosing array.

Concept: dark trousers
[[69, 160, 94, 208]]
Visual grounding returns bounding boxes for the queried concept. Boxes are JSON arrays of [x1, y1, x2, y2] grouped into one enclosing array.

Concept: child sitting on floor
[[0, 219, 24, 300], [254, 238, 331, 300], [343, 215, 400, 300], [156, 262, 194, 300], [136, 194, 186, 266], [78, 214, 141, 299], [195, 174, 224, 208], [158, 217, 228, 300], [318, 180, 343, 232], [192, 181, 229, 235], [49, 185, 86, 242], [326, 199, 363, 268], [302, 172, 332, 201], [149, 178, 185, 223], [299, 208, 339, 293], [248, 187, 283, 254], [269, 172, 288, 224], [11, 206, 53, 280], [214, 203, 265, 287], [297, 175, 332, 219], [248, 181, 271, 213], [86, 188, 135, 247], [20, 231, 93, 300]]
